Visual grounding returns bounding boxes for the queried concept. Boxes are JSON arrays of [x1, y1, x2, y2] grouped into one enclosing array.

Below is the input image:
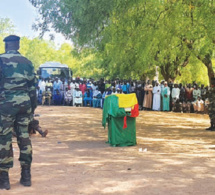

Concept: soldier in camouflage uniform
[[0, 35, 37, 190], [206, 77, 215, 131]]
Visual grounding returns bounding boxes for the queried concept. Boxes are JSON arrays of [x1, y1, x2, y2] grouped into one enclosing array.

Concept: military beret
[[3, 35, 20, 42]]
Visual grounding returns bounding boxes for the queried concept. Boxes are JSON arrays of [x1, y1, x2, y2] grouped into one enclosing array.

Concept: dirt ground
[[3, 106, 215, 195]]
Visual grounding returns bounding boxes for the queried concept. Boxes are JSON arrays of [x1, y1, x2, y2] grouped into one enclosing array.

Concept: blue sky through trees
[[0, 0, 37, 37], [0, 0, 69, 45]]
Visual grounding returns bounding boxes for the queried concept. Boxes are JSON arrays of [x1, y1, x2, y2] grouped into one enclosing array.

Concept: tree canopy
[[0, 18, 78, 74], [29, 0, 215, 84], [0, 17, 102, 79]]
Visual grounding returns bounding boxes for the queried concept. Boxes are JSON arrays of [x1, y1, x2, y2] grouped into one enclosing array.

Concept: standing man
[[152, 82, 161, 111], [185, 84, 193, 101], [79, 81, 87, 96], [192, 85, 201, 101], [172, 84, 180, 103], [53, 77, 61, 92], [200, 84, 207, 101], [136, 81, 143, 110], [179, 84, 186, 102], [206, 78, 215, 131], [98, 79, 105, 95], [0, 35, 37, 190], [143, 80, 153, 110], [162, 82, 170, 111], [160, 81, 165, 110]]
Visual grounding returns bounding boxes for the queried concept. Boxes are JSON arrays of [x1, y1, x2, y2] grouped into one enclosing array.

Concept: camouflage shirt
[[207, 87, 215, 104], [0, 50, 37, 107]]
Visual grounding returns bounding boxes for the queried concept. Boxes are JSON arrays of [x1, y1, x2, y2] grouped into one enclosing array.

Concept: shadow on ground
[[4, 107, 215, 195]]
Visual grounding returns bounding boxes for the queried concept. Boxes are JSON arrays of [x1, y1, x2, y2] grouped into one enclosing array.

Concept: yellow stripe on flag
[[115, 94, 138, 108]]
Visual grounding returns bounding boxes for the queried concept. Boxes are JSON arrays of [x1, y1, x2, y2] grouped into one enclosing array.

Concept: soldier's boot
[[42, 130, 48, 137], [211, 123, 215, 131], [20, 165, 31, 187], [206, 122, 213, 131], [0, 171, 10, 190], [37, 127, 48, 137]]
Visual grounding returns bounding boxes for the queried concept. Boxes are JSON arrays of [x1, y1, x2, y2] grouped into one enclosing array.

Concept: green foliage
[[175, 55, 209, 86], [0, 17, 15, 37], [71, 48, 105, 79], [18, 1, 215, 82], [0, 17, 104, 78], [30, 0, 116, 46], [19, 37, 106, 79], [0, 16, 101, 78], [20, 37, 56, 69], [0, 35, 78, 74], [0, 17, 15, 53]]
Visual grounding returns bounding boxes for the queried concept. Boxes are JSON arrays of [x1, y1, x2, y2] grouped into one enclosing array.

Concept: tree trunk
[[160, 55, 189, 83], [198, 54, 214, 85], [160, 66, 176, 83], [206, 61, 214, 85], [140, 73, 147, 81]]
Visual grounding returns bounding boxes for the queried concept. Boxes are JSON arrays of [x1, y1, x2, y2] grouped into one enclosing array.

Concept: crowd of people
[[138, 80, 208, 114], [37, 77, 209, 114]]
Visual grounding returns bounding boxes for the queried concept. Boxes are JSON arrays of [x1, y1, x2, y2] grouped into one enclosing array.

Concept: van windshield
[[41, 67, 69, 79]]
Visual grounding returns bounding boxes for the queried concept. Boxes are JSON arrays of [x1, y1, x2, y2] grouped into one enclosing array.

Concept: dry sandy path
[[2, 106, 215, 195]]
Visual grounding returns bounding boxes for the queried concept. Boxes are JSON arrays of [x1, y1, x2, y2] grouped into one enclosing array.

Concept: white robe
[[172, 88, 180, 99], [70, 83, 75, 95], [73, 90, 82, 106], [39, 81, 46, 92], [152, 86, 161, 111]]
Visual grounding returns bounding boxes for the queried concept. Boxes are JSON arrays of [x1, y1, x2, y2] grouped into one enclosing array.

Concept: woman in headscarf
[[162, 81, 170, 111]]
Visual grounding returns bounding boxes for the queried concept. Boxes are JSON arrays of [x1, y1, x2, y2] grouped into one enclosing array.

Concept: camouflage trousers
[[209, 112, 215, 123], [208, 102, 215, 123], [0, 93, 32, 172]]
